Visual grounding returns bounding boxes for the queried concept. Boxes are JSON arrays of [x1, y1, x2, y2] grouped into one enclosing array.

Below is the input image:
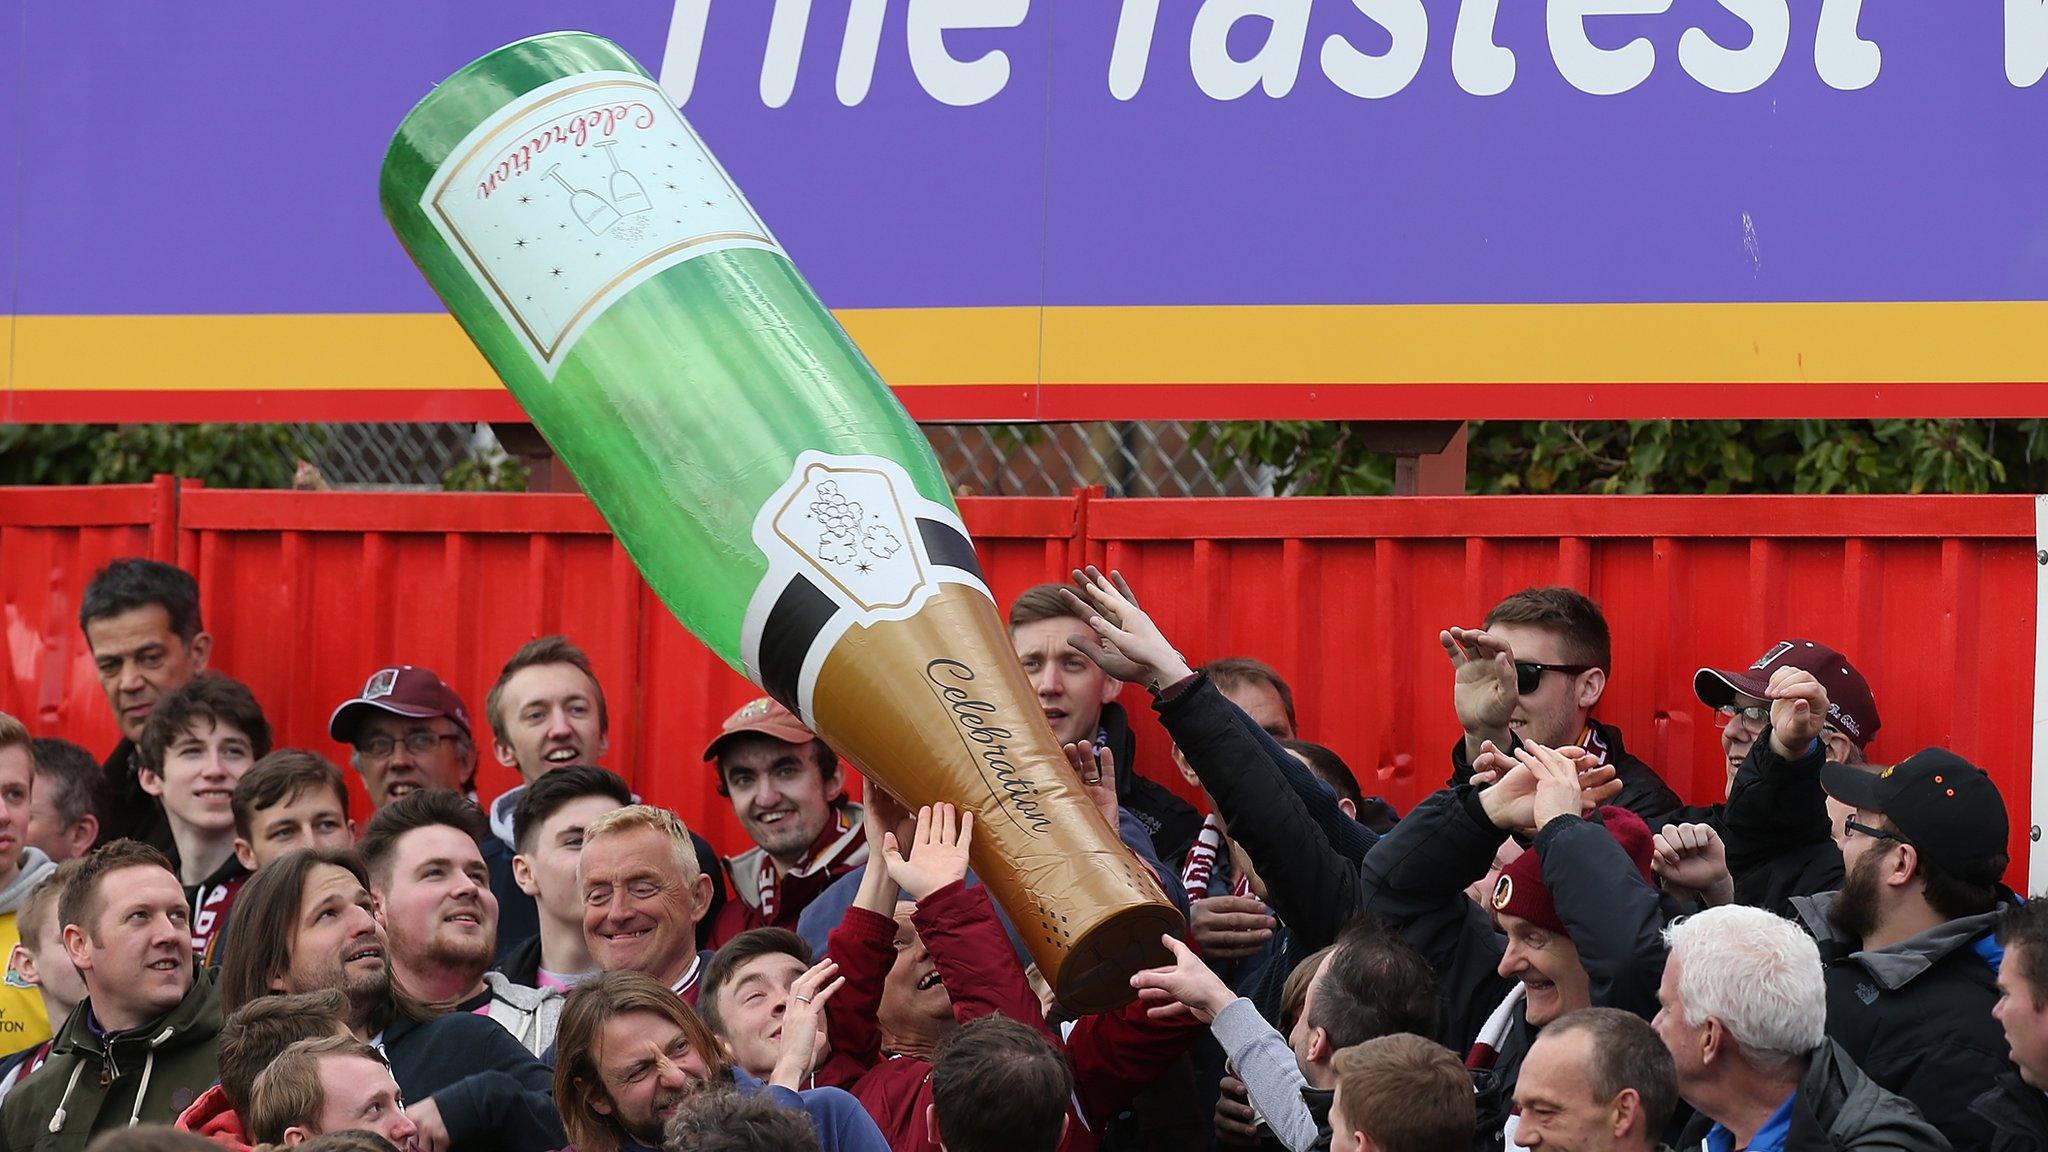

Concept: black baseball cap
[[1820, 749, 2007, 877]]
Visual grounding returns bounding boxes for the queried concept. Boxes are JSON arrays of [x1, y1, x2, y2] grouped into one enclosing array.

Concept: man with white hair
[[1655, 905, 1948, 1151]]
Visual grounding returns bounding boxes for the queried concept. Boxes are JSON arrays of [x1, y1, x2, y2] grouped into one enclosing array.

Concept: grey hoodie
[[480, 970, 562, 1056], [0, 850, 56, 917]]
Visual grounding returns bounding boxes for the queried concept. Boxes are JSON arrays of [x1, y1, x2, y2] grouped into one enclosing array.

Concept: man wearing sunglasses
[[1442, 587, 1683, 829]]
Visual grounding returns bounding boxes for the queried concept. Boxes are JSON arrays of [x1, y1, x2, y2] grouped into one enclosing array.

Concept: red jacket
[[823, 880, 1200, 1152], [175, 1083, 250, 1151]]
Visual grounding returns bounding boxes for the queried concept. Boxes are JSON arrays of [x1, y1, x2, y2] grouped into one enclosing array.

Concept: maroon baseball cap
[[702, 696, 818, 761], [1694, 639, 1881, 748], [328, 666, 472, 745]]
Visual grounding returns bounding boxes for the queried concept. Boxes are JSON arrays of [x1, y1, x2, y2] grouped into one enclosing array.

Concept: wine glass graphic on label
[[597, 141, 652, 217], [546, 165, 620, 236]]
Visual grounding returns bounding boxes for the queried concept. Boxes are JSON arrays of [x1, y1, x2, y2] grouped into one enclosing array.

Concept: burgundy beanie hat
[[1490, 806, 1654, 936]]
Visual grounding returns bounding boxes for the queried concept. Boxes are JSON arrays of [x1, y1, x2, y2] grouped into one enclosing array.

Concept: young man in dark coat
[[1441, 587, 1684, 831]]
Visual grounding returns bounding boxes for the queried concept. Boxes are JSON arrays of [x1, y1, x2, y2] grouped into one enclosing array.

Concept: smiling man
[[1348, 742, 1667, 1149], [503, 766, 630, 991], [1, 840, 223, 1148], [138, 675, 273, 965], [578, 806, 716, 1004], [704, 698, 865, 948], [359, 791, 561, 1055], [78, 559, 214, 853], [700, 929, 862, 1089], [1441, 587, 1682, 830], [478, 637, 726, 963]]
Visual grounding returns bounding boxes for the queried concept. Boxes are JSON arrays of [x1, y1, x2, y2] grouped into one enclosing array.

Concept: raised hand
[[1480, 747, 1620, 835], [1063, 740, 1119, 826], [1654, 823, 1734, 906], [1129, 933, 1237, 1023], [1518, 742, 1589, 830], [1441, 626, 1517, 749], [882, 803, 974, 901], [770, 958, 844, 1089], [1766, 666, 1829, 758], [1468, 738, 1514, 787], [1061, 566, 1194, 689]]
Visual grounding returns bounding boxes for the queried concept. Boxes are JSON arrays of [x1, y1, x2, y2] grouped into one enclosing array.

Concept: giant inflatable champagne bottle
[[381, 32, 1178, 1012]]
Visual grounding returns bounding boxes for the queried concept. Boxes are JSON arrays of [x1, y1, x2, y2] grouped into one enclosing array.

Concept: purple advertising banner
[[4, 0, 2046, 422]]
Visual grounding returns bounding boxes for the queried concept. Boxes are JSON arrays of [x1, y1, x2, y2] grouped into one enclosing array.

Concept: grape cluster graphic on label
[[769, 461, 929, 616]]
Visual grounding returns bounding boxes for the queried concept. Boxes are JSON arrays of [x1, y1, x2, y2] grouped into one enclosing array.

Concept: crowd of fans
[[0, 556, 2039, 1152]]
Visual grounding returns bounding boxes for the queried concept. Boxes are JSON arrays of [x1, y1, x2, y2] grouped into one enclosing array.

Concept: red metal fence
[[1, 480, 2035, 881]]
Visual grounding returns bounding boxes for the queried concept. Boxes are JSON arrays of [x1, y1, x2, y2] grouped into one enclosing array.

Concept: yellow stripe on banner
[[1037, 301, 2048, 385], [8, 302, 2046, 392]]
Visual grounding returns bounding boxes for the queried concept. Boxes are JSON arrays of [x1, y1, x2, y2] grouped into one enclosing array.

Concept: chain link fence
[[283, 421, 1273, 496]]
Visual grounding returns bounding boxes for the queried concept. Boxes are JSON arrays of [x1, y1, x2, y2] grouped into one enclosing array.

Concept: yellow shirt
[[0, 911, 51, 1056]]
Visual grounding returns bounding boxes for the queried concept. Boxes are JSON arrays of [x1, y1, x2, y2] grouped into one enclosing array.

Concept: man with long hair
[[214, 849, 563, 1152]]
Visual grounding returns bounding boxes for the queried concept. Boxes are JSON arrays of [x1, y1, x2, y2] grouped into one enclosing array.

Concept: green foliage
[[1195, 420, 1398, 495], [1203, 419, 2045, 496], [441, 446, 530, 492], [0, 423, 311, 488]]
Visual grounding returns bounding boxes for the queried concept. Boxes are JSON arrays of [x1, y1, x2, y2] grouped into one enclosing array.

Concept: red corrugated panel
[[0, 485, 2034, 887]]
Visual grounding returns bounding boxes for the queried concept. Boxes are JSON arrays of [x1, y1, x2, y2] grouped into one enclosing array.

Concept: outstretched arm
[[893, 804, 1055, 1040]]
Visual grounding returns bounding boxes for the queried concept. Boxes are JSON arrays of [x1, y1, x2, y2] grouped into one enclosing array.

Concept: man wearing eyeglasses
[[1709, 643, 1880, 914], [1797, 749, 2014, 1151], [1696, 638, 1878, 791], [330, 666, 540, 976], [1442, 587, 1683, 829], [330, 666, 479, 810]]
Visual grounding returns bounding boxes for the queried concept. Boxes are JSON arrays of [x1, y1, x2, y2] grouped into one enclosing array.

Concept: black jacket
[[1449, 718, 1684, 833], [1791, 891, 2008, 1152], [1973, 1071, 2048, 1152], [1359, 787, 1669, 1148], [1359, 778, 1662, 1139], [382, 1009, 567, 1152], [496, 933, 545, 989], [1677, 1040, 1951, 1152], [1152, 674, 1379, 956], [95, 740, 172, 853], [1720, 731, 1848, 916], [1103, 701, 1202, 869]]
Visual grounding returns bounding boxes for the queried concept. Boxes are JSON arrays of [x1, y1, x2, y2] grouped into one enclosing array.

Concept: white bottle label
[[740, 452, 992, 719], [420, 70, 784, 376]]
